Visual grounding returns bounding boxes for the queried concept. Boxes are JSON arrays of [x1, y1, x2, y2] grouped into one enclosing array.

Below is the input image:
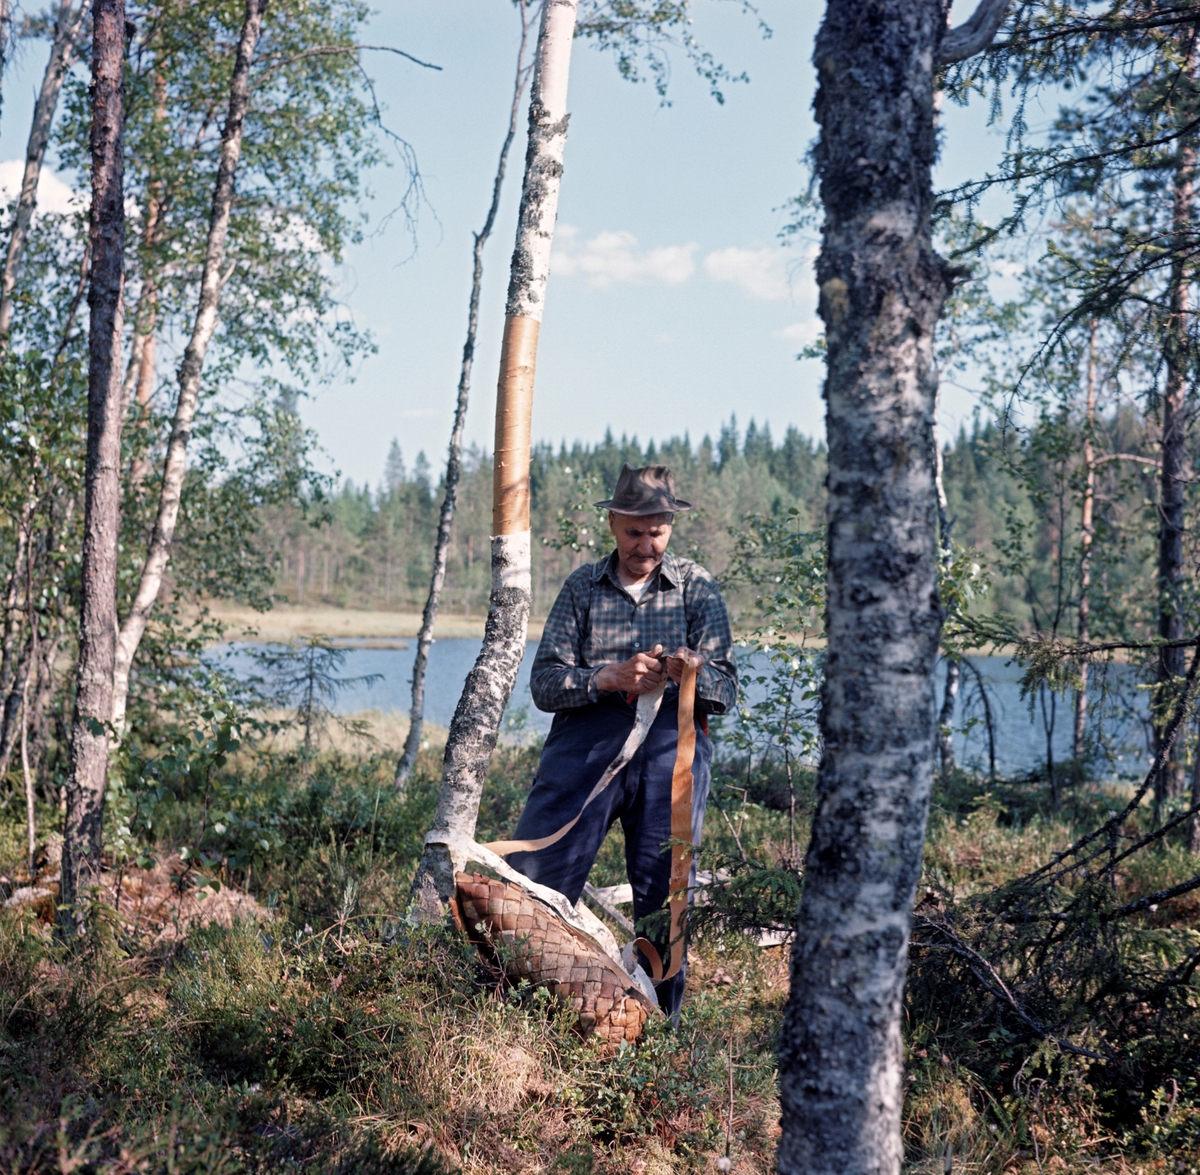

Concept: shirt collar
[[596, 549, 681, 590]]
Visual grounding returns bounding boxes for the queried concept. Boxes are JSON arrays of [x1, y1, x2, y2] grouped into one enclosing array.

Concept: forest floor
[[0, 718, 1198, 1173]]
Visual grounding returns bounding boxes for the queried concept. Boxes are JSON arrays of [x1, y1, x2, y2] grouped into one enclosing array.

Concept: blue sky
[[1, 0, 1014, 486]]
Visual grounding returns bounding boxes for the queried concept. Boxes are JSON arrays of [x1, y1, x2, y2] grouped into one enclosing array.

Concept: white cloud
[[703, 246, 792, 301], [0, 160, 79, 216], [551, 225, 696, 287], [773, 320, 821, 343]]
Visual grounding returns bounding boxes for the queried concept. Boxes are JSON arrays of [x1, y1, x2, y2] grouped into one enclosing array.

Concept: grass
[[2, 722, 1200, 1172]]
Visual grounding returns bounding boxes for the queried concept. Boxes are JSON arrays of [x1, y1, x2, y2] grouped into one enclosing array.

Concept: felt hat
[[595, 463, 692, 516]]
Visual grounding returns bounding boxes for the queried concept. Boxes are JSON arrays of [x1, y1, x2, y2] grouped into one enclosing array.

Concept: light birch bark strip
[[395, 5, 533, 795], [109, 0, 266, 739], [0, 0, 91, 339], [409, 0, 579, 920], [60, 0, 126, 936]]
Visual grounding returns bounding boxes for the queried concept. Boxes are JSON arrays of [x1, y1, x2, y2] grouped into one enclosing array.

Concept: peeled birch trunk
[[0, 0, 91, 339], [776, 2, 1008, 1171], [59, 0, 126, 935], [409, 0, 579, 920], [395, 8, 532, 796], [109, 0, 266, 740], [1156, 133, 1194, 805]]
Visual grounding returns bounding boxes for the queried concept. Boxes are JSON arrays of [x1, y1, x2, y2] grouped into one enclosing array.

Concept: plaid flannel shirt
[[530, 549, 737, 715]]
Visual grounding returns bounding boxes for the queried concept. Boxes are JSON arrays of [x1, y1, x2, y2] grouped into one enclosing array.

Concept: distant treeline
[[266, 405, 1160, 637], [267, 419, 828, 619]]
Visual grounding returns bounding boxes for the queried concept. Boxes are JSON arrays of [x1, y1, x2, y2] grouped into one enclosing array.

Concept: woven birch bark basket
[[452, 871, 657, 1050]]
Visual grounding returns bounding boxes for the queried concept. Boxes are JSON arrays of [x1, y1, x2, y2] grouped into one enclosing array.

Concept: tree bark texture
[[395, 5, 532, 796], [1075, 323, 1097, 762], [0, 0, 91, 339], [60, 0, 125, 934], [1156, 130, 1194, 804], [934, 415, 957, 775], [409, 0, 579, 920], [109, 0, 266, 739], [777, 3, 952, 1172]]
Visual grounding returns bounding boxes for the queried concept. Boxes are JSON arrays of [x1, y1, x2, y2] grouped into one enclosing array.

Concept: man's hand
[[664, 647, 703, 684], [595, 644, 665, 696]]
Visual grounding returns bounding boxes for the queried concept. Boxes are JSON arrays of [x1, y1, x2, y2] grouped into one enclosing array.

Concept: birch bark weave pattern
[[452, 873, 656, 1052]]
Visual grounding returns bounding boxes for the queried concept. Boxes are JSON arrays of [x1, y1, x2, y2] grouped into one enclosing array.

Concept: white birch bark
[[777, 1, 1007, 1171], [109, 0, 265, 739], [0, 0, 91, 339], [409, 0, 579, 920]]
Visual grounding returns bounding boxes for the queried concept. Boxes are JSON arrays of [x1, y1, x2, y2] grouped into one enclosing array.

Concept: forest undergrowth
[[1, 725, 1199, 1174]]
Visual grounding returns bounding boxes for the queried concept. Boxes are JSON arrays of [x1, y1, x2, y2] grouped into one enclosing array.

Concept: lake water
[[206, 639, 1154, 780]]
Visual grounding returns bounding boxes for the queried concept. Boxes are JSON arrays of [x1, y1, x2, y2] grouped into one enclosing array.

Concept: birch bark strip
[[409, 0, 579, 920], [0, 0, 91, 339], [59, 0, 126, 935], [395, 4, 533, 795], [109, 0, 266, 739]]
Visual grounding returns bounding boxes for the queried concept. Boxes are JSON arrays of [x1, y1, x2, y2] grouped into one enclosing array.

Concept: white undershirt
[[623, 578, 649, 604]]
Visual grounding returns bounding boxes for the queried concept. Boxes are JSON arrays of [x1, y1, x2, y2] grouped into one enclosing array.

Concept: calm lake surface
[[207, 639, 1153, 780]]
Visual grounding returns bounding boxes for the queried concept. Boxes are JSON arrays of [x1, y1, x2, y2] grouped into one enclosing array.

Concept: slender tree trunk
[[1156, 128, 1194, 805], [775, 2, 1005, 1170], [109, 0, 266, 739], [1074, 322, 1097, 763], [409, 0, 579, 919], [21, 555, 36, 879], [934, 417, 957, 775], [0, 0, 91, 339], [59, 0, 126, 936], [395, 2, 533, 796], [124, 70, 166, 490]]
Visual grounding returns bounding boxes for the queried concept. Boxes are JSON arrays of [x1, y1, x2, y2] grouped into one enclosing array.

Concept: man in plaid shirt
[[507, 463, 737, 1017]]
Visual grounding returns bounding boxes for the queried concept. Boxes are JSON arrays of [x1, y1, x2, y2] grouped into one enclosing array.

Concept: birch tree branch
[[938, 0, 1011, 65]]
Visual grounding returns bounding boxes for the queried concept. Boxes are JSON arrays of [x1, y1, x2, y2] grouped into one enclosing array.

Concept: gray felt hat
[[595, 463, 693, 516]]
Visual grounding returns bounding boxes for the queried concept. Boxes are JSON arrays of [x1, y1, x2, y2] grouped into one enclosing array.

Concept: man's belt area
[[483, 659, 701, 983]]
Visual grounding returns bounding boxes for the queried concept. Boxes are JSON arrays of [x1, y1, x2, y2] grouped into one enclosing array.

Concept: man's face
[[609, 512, 673, 582]]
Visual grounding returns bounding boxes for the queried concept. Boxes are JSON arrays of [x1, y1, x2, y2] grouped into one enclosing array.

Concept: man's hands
[[663, 647, 702, 683], [594, 644, 665, 696], [594, 645, 702, 696]]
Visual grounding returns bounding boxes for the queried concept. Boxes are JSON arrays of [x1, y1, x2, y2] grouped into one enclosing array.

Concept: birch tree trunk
[[0, 0, 91, 339], [109, 0, 266, 739], [1074, 322, 1097, 762], [395, 3, 533, 796], [934, 423, 957, 775], [59, 0, 126, 936], [409, 0, 579, 920], [1156, 127, 1194, 805], [776, 2, 1007, 1171]]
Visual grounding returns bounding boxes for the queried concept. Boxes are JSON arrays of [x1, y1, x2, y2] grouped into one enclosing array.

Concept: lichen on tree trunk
[[409, 0, 579, 920], [776, 1, 971, 1171]]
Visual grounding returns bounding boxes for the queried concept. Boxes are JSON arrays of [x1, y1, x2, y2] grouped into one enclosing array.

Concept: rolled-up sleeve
[[685, 566, 737, 716], [530, 570, 599, 712]]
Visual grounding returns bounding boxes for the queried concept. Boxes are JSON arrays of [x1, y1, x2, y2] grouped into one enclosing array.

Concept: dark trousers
[[507, 694, 711, 1018]]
